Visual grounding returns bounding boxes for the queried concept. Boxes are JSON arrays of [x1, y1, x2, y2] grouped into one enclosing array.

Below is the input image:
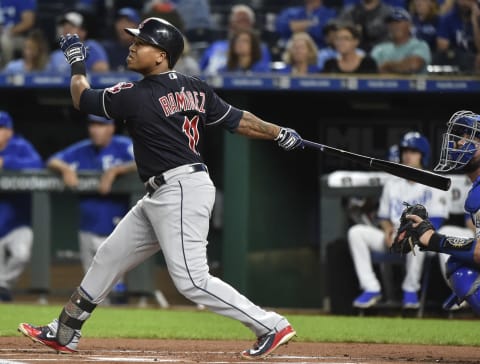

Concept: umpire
[[18, 18, 302, 359]]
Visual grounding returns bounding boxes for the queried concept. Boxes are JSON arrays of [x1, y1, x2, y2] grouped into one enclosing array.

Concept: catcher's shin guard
[[57, 287, 97, 346]]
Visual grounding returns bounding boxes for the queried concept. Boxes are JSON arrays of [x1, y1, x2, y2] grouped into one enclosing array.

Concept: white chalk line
[[0, 348, 362, 364]]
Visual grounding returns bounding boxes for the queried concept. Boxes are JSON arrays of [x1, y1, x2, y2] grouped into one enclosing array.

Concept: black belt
[[145, 163, 208, 196]]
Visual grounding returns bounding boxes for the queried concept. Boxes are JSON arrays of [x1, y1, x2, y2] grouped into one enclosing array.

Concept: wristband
[[427, 232, 446, 252], [71, 61, 86, 77]]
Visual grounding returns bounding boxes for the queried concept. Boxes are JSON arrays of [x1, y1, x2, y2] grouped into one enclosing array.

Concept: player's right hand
[[62, 169, 79, 189], [275, 127, 304, 151], [59, 34, 87, 65]]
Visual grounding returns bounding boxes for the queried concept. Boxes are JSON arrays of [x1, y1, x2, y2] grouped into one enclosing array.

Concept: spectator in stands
[[175, 36, 201, 76], [277, 32, 320, 75], [343, 0, 407, 11], [317, 20, 340, 71], [410, 0, 441, 53], [143, 0, 184, 32], [102, 7, 140, 72], [218, 29, 270, 74], [0, 110, 43, 301], [171, 0, 213, 43], [371, 8, 432, 74], [199, 4, 272, 76], [435, 0, 480, 73], [348, 132, 449, 309], [47, 114, 136, 304], [323, 22, 378, 73], [0, 0, 37, 67], [49, 10, 110, 73], [2, 28, 52, 74], [338, 0, 393, 52], [275, 0, 337, 49]]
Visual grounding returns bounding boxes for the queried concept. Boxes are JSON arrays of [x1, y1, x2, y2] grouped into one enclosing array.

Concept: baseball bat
[[303, 139, 451, 191]]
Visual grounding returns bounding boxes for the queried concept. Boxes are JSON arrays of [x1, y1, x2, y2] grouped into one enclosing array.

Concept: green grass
[[2, 304, 479, 346]]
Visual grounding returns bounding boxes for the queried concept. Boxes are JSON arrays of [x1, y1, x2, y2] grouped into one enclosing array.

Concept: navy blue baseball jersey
[[48, 136, 134, 235], [0, 135, 43, 238], [80, 71, 243, 181]]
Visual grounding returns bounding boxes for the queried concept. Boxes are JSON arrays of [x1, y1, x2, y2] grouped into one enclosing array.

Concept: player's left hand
[[391, 202, 434, 255], [275, 127, 304, 151], [59, 33, 87, 65]]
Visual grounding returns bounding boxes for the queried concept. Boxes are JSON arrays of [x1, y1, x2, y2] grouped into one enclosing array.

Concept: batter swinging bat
[[303, 139, 451, 191]]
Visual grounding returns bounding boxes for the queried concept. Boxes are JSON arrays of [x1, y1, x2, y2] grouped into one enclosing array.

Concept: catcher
[[392, 110, 480, 314]]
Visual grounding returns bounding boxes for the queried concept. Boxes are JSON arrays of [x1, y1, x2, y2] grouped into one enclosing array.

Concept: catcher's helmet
[[434, 110, 480, 172], [125, 17, 184, 68], [446, 257, 480, 315], [399, 131, 430, 167]]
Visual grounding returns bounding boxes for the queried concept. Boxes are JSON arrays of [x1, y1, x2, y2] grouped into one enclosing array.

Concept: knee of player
[[347, 224, 365, 244], [173, 273, 209, 299]]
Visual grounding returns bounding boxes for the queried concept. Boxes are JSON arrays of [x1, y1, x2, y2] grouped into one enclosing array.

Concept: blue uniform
[[275, 5, 337, 48], [437, 5, 476, 52], [48, 136, 134, 235], [0, 0, 36, 27], [0, 134, 43, 238]]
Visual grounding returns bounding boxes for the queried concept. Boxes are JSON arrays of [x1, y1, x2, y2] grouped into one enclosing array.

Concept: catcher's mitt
[[391, 202, 434, 255]]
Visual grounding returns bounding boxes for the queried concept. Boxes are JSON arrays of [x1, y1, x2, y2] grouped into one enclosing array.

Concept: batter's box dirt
[[0, 337, 478, 363]]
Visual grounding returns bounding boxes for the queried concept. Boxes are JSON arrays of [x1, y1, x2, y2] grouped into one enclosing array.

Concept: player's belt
[[145, 163, 208, 196]]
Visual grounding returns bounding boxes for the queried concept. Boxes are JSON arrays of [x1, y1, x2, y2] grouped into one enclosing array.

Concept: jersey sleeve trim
[[206, 105, 233, 126], [102, 89, 112, 119]]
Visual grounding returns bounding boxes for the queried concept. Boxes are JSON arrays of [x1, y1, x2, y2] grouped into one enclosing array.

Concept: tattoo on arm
[[235, 111, 281, 139]]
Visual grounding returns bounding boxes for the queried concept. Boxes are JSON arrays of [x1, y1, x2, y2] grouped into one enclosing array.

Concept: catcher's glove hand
[[391, 202, 434, 255]]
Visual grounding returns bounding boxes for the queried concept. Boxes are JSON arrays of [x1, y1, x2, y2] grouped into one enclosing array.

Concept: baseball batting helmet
[[399, 131, 430, 167], [125, 17, 184, 68], [434, 110, 480, 172], [446, 257, 480, 315]]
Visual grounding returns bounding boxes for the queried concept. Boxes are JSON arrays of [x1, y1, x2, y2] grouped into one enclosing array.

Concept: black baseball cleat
[[240, 325, 296, 360], [18, 319, 80, 353]]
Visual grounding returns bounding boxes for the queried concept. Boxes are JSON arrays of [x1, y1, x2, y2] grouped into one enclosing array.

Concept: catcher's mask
[[446, 257, 480, 315], [434, 110, 480, 172]]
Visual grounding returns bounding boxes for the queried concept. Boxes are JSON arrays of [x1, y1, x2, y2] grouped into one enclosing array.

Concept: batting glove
[[59, 34, 87, 65], [275, 127, 304, 151]]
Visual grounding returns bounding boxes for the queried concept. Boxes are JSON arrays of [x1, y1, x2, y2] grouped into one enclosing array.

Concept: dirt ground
[[1, 336, 479, 364]]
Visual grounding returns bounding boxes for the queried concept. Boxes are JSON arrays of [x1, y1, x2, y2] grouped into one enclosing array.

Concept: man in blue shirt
[[0, 0, 36, 67], [275, 0, 337, 49], [0, 110, 43, 301], [47, 114, 136, 303], [49, 10, 109, 73], [436, 0, 480, 72]]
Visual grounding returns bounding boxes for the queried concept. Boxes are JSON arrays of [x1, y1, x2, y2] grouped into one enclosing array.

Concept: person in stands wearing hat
[[371, 7, 432, 74], [0, 110, 43, 301], [48, 10, 110, 73], [101, 7, 141, 72], [47, 114, 136, 304]]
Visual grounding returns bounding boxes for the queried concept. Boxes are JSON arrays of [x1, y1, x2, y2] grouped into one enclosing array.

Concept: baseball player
[[18, 18, 301, 359], [47, 114, 136, 303], [348, 132, 449, 309], [391, 110, 480, 315], [0, 111, 43, 301]]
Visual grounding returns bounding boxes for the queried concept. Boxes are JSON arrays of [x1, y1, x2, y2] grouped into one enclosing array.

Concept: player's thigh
[[348, 224, 386, 252], [145, 173, 215, 275], [4, 226, 33, 260]]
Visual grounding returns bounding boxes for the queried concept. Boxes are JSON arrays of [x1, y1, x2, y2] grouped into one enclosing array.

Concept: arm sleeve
[[2, 139, 43, 170], [204, 82, 242, 131], [79, 89, 108, 116]]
